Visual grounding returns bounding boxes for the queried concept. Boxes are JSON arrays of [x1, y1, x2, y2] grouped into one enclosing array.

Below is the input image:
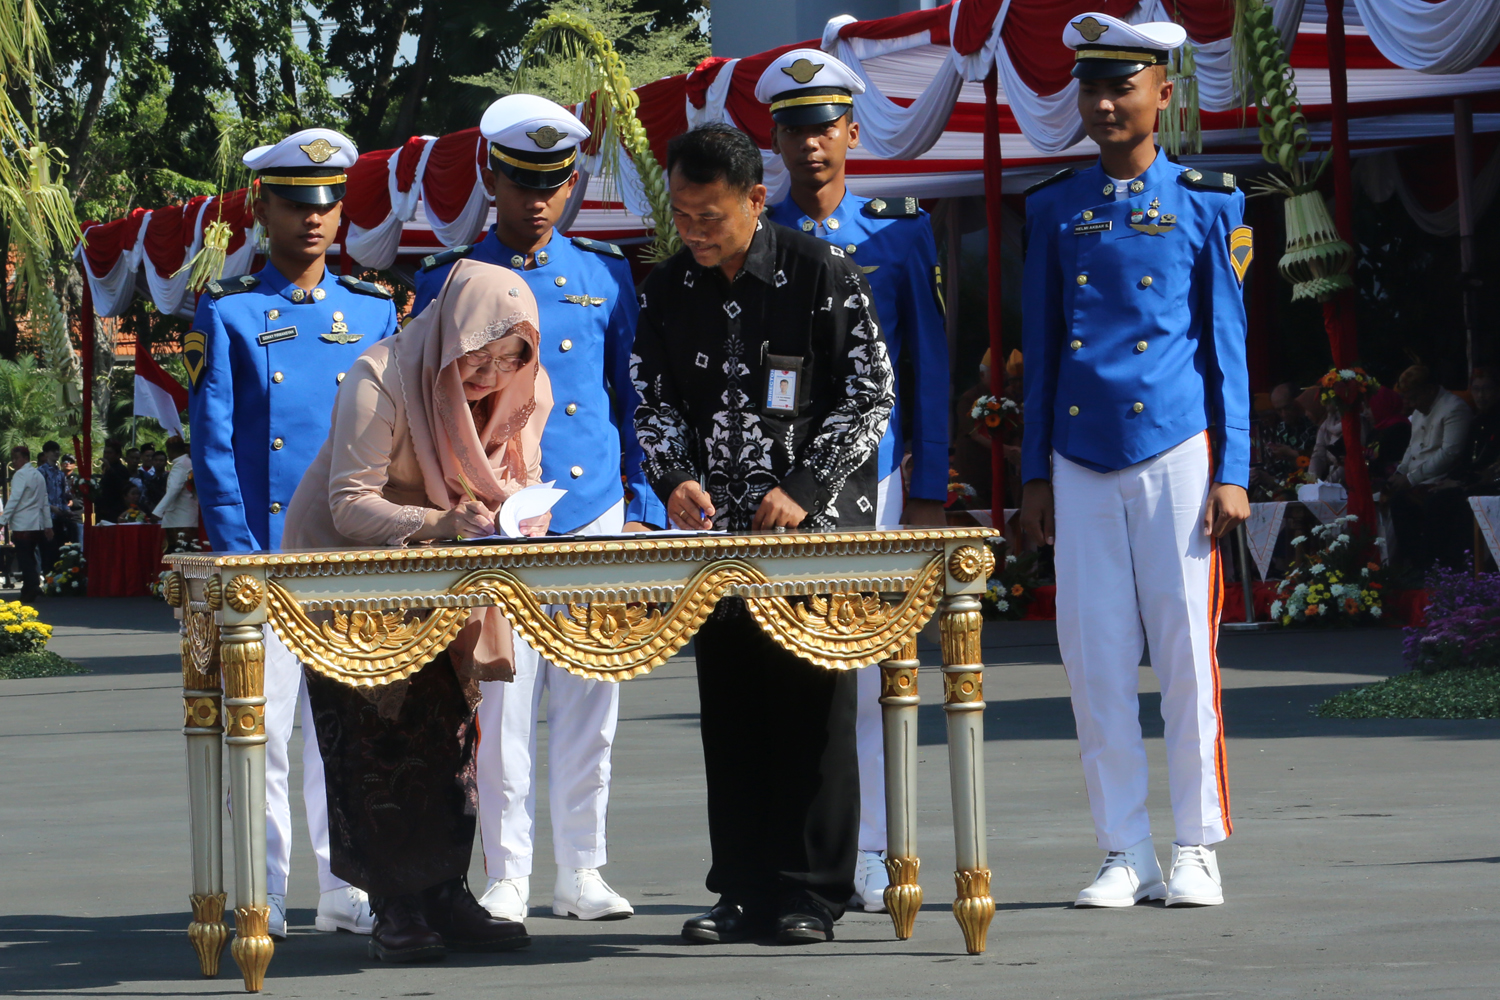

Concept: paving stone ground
[[3, 591, 1496, 998]]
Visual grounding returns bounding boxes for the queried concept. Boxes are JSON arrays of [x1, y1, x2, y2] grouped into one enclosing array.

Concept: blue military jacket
[[413, 228, 665, 533], [767, 192, 950, 501], [186, 264, 398, 551], [1021, 152, 1251, 488]]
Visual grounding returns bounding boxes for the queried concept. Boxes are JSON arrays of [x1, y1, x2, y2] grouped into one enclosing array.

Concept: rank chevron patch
[[1229, 225, 1254, 285]]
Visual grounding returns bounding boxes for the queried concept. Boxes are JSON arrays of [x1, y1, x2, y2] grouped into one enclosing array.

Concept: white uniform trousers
[[855, 471, 904, 852], [263, 627, 346, 895], [1052, 434, 1231, 852], [475, 500, 624, 878]]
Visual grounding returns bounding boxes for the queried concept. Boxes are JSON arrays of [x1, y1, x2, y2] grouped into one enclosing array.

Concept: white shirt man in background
[[1391, 366, 1473, 489], [1, 445, 53, 601]]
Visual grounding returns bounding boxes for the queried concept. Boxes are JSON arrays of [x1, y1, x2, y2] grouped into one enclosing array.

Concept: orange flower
[[985, 414, 1001, 428], [1370, 582, 1383, 590], [1343, 598, 1358, 614], [1011, 584, 1025, 597], [1305, 604, 1320, 616], [1366, 562, 1380, 572], [1296, 455, 1310, 470]]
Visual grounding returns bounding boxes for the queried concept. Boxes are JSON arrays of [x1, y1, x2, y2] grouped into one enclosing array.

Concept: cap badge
[[1072, 16, 1109, 42], [299, 138, 340, 163], [782, 58, 824, 84], [526, 125, 568, 149]]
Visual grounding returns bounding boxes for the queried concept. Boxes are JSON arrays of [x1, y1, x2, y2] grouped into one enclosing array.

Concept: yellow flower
[[3, 624, 21, 633]]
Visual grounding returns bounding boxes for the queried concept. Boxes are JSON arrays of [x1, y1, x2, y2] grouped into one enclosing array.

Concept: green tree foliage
[[0, 355, 69, 455]]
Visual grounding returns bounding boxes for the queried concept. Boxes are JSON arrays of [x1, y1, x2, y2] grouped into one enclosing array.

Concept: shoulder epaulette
[[337, 274, 394, 299], [1179, 167, 1238, 192], [417, 244, 473, 273], [572, 236, 625, 258], [206, 274, 259, 299], [1023, 168, 1077, 198], [862, 196, 920, 219]]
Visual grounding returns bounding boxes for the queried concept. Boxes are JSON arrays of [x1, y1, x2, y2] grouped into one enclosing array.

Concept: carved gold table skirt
[[164, 527, 997, 991]]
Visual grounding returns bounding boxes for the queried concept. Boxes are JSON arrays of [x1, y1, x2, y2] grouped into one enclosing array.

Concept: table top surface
[[162, 526, 996, 572]]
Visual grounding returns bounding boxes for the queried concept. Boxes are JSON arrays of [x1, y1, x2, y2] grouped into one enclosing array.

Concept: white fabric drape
[[347, 137, 437, 269], [1354, 0, 1500, 75], [420, 135, 491, 249], [1354, 140, 1500, 236], [79, 215, 150, 317], [684, 57, 792, 202], [143, 199, 210, 319]]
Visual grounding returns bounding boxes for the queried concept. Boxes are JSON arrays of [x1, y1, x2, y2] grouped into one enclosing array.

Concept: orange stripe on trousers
[[1204, 432, 1232, 835]]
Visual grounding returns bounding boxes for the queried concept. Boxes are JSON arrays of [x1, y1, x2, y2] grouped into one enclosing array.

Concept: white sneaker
[[553, 868, 634, 920], [479, 876, 530, 923], [1075, 837, 1166, 908], [850, 850, 890, 912], [315, 885, 375, 934], [267, 893, 287, 940], [1166, 844, 1224, 906]]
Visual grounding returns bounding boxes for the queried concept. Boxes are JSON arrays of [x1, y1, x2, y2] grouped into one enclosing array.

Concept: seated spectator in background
[[143, 450, 170, 511], [1387, 365, 1475, 570], [1259, 381, 1316, 478], [124, 448, 144, 493], [1310, 407, 1374, 484], [953, 349, 996, 512], [1419, 369, 1500, 570], [115, 485, 150, 523], [1366, 385, 1411, 481]]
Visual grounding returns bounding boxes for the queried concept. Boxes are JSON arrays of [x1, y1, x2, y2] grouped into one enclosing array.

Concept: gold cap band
[[769, 93, 855, 113], [1074, 49, 1160, 65], [489, 145, 578, 172], [258, 173, 347, 186]]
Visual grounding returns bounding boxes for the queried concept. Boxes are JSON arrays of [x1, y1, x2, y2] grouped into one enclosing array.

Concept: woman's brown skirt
[[305, 651, 479, 897]]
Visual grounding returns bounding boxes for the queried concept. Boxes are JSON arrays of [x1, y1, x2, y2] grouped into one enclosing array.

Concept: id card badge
[[762, 352, 805, 417]]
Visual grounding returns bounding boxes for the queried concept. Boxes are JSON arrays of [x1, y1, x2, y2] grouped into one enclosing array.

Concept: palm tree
[[0, 355, 66, 456], [0, 0, 84, 415]]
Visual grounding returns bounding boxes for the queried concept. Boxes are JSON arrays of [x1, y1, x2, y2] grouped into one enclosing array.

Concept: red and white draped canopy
[[78, 0, 1500, 318]]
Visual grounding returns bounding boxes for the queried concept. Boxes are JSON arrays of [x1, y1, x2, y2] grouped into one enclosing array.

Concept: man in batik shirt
[[631, 123, 894, 946]]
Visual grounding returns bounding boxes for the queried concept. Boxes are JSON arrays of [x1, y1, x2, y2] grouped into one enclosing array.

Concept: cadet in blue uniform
[[1018, 14, 1252, 910], [185, 127, 397, 939], [412, 95, 659, 927], [757, 48, 951, 914]]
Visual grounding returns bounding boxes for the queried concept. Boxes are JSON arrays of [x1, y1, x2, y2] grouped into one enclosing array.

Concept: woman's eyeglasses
[[459, 349, 526, 374]]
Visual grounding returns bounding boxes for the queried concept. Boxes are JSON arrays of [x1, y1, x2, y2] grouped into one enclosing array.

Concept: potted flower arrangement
[[981, 539, 1041, 621], [42, 542, 86, 596], [1269, 514, 1384, 626], [0, 600, 84, 679], [970, 394, 1020, 432], [1317, 366, 1380, 416]]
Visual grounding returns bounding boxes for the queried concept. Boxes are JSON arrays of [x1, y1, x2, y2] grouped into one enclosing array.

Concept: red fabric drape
[[1323, 0, 1376, 529], [419, 128, 485, 225], [999, 0, 1137, 95], [141, 203, 188, 277], [342, 146, 397, 230], [394, 135, 429, 192], [81, 209, 149, 276], [198, 188, 253, 255], [839, 4, 952, 44], [634, 74, 690, 168], [984, 69, 1007, 526]]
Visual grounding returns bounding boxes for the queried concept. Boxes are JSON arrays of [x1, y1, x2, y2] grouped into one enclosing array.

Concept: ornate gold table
[[163, 527, 997, 991]]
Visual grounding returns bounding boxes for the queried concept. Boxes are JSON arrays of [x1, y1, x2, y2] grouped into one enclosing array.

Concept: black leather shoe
[[421, 876, 531, 952], [774, 896, 835, 945], [368, 895, 446, 962], [681, 898, 769, 944]]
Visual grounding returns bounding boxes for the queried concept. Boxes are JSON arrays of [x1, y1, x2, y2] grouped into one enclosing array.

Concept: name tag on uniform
[[1073, 221, 1113, 235], [258, 326, 298, 346]]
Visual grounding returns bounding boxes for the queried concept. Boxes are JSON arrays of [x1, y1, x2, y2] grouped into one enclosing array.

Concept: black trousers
[[694, 605, 858, 917], [305, 651, 479, 897], [10, 531, 43, 597]]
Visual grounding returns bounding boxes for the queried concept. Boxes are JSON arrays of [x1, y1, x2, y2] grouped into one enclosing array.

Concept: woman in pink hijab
[[285, 259, 551, 962]]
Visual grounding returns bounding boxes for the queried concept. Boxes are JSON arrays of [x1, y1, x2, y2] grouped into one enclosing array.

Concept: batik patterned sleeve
[[629, 285, 700, 504], [779, 258, 896, 515]]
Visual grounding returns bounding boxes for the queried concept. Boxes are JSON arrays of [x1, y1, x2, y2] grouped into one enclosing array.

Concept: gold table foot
[[231, 905, 274, 992], [188, 892, 228, 976], [883, 855, 923, 940], [952, 868, 995, 955]]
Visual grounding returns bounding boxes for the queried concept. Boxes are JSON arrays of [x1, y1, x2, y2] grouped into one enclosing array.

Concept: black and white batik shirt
[[631, 219, 895, 532]]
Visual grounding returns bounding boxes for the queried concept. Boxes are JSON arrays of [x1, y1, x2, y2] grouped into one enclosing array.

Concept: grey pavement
[[2, 591, 1497, 999]]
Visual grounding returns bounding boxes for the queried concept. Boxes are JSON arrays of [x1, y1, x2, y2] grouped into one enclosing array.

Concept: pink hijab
[[394, 259, 544, 684], [396, 258, 543, 512]]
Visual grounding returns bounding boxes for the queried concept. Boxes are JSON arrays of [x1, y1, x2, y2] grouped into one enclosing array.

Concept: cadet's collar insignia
[[782, 58, 823, 84], [1129, 179, 1145, 194], [1102, 183, 1115, 196], [801, 219, 815, 232], [511, 254, 525, 267], [536, 250, 549, 266], [290, 288, 305, 302], [1229, 225, 1254, 284], [526, 125, 568, 149], [312, 287, 326, 300], [563, 293, 608, 307], [299, 138, 340, 163], [1072, 16, 1109, 42], [183, 330, 206, 389], [320, 330, 364, 344]]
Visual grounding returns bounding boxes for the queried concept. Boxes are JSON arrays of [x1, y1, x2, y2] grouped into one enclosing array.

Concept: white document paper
[[496, 481, 567, 538]]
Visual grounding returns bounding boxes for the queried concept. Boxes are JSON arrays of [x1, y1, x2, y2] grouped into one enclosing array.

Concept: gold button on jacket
[[1068, 405, 1080, 416], [569, 465, 583, 478], [272, 371, 284, 383], [272, 437, 284, 450], [565, 403, 578, 415], [1140, 275, 1153, 287], [1132, 401, 1145, 413], [1136, 341, 1149, 353], [560, 339, 573, 352], [1070, 339, 1083, 351], [1076, 274, 1088, 286], [269, 502, 282, 514]]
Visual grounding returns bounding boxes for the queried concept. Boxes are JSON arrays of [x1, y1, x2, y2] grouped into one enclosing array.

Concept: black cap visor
[[768, 88, 854, 128], [490, 144, 577, 191], [260, 181, 344, 207]]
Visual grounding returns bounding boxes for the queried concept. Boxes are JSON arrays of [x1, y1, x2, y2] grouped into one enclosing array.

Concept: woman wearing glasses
[[284, 260, 552, 962]]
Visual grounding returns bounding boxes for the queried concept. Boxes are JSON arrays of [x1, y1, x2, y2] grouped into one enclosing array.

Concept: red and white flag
[[134, 338, 189, 438]]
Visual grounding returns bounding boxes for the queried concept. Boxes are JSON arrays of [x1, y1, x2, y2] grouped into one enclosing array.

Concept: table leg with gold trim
[[880, 638, 922, 939], [179, 597, 228, 977], [220, 614, 274, 992]]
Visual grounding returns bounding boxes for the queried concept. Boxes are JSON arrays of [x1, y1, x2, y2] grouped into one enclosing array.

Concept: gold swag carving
[[267, 554, 947, 686]]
